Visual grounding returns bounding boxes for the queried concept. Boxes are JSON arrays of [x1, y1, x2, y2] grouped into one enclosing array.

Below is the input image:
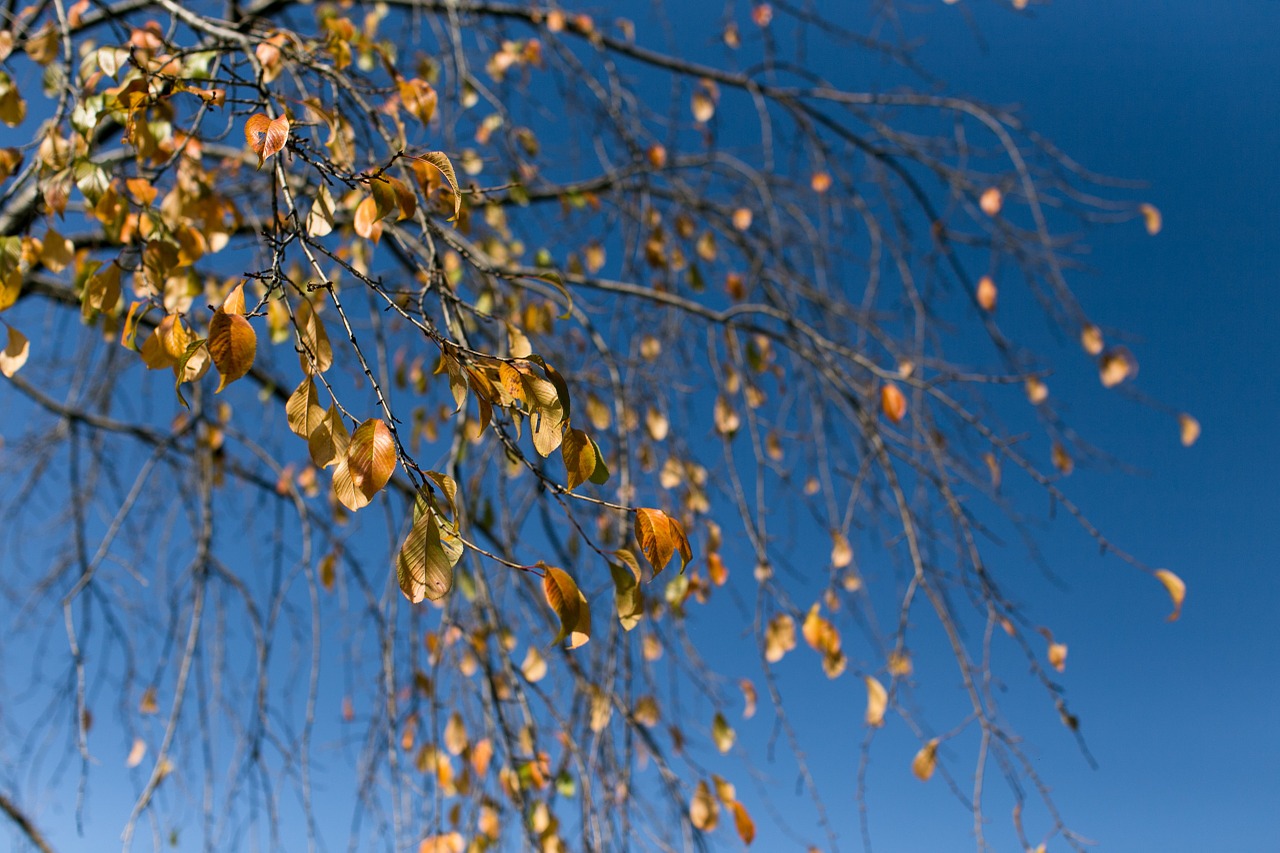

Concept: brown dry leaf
[[139, 686, 159, 714], [1154, 569, 1186, 621], [244, 113, 289, 168], [1178, 413, 1201, 447], [864, 676, 887, 727], [1140, 202, 1162, 235], [979, 186, 1003, 216], [976, 275, 997, 311], [880, 382, 907, 424], [1051, 442, 1073, 475], [912, 739, 939, 781]]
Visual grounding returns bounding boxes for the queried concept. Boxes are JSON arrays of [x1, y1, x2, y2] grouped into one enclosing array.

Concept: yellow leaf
[[831, 532, 853, 568], [1048, 641, 1068, 673], [880, 382, 907, 424], [764, 613, 796, 663], [1025, 378, 1048, 405], [295, 299, 333, 374], [443, 712, 468, 755], [396, 504, 453, 603], [912, 739, 938, 781], [308, 404, 349, 469], [414, 151, 461, 220], [864, 676, 887, 727], [417, 833, 463, 853], [690, 779, 719, 831], [543, 565, 590, 648], [561, 427, 597, 490], [1179, 413, 1200, 447], [1140, 202, 1162, 235], [1080, 323, 1104, 355], [0, 324, 28, 377], [635, 507, 675, 575], [691, 90, 715, 123], [208, 312, 256, 391], [1099, 347, 1136, 388], [318, 551, 337, 591], [711, 712, 734, 754], [286, 377, 325, 438], [348, 418, 396, 500], [1155, 569, 1186, 621]]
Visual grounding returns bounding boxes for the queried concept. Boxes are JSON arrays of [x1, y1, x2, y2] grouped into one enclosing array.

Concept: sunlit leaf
[[286, 377, 325, 438], [0, 325, 29, 377], [880, 382, 907, 424], [414, 151, 461, 220], [979, 186, 1003, 216], [308, 404, 350, 469], [728, 799, 755, 845], [976, 275, 997, 311], [1099, 347, 1137, 388], [635, 507, 676, 575], [543, 565, 590, 648], [244, 112, 289, 168], [125, 738, 146, 768], [1081, 323, 1104, 355], [864, 676, 887, 727], [1178, 413, 1200, 447], [690, 780, 719, 831], [711, 712, 734, 754], [295, 299, 333, 374], [1048, 641, 1068, 673], [208, 312, 256, 391], [764, 613, 796, 663], [348, 418, 396, 500], [1025, 378, 1048, 405], [609, 553, 643, 631], [561, 427, 596, 490], [831, 533, 853, 568], [912, 739, 939, 781], [397, 503, 453, 603], [520, 646, 547, 682], [1155, 569, 1186, 621], [1140, 202, 1162, 235]]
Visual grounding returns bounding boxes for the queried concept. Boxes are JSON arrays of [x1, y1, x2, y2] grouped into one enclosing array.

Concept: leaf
[[690, 780, 719, 831], [543, 565, 590, 648], [397, 507, 453, 603], [415, 151, 461, 220], [1025, 378, 1048, 405], [1179, 413, 1201, 447], [728, 799, 755, 846], [864, 676, 887, 727], [830, 533, 852, 568], [348, 418, 396, 500], [221, 282, 247, 316], [306, 184, 336, 237], [912, 739, 939, 781], [0, 325, 28, 377], [711, 712, 734, 754], [318, 551, 337, 591], [561, 428, 596, 490], [332, 458, 370, 512], [353, 196, 382, 243], [1081, 323, 1104, 355], [1099, 347, 1137, 388], [520, 646, 547, 682], [244, 113, 289, 168], [208, 312, 256, 392], [1048, 641, 1068, 673], [609, 554, 643, 631], [979, 187, 1003, 216], [764, 613, 796, 663], [295, 299, 333, 374], [587, 436, 610, 485], [125, 738, 146, 768], [308, 404, 350, 469], [635, 508, 675, 575], [286, 377, 325, 438], [1140, 202, 1162, 235], [1155, 569, 1186, 621], [880, 382, 907, 424], [1051, 442, 1073, 475], [739, 679, 757, 719], [976, 276, 997, 311]]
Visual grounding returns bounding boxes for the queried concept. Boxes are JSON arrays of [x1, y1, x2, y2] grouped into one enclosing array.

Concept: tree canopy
[[0, 1, 1192, 851]]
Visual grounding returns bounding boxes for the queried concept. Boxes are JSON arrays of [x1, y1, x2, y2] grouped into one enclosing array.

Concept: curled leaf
[[864, 676, 887, 727], [543, 565, 590, 648], [912, 739, 938, 781], [0, 325, 29, 377], [1139, 202, 1162, 235], [1154, 569, 1186, 621]]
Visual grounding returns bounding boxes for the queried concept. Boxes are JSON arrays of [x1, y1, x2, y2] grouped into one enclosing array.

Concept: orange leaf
[[543, 565, 590, 648], [1139, 202, 1162, 235], [208, 312, 256, 391], [728, 799, 755, 845], [635, 507, 676, 575], [347, 418, 396, 500], [880, 382, 907, 424], [1178, 413, 1201, 447], [244, 113, 289, 168], [1155, 569, 1186, 621], [864, 676, 887, 727], [912, 739, 938, 781], [976, 275, 997, 311], [979, 186, 1003, 216]]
